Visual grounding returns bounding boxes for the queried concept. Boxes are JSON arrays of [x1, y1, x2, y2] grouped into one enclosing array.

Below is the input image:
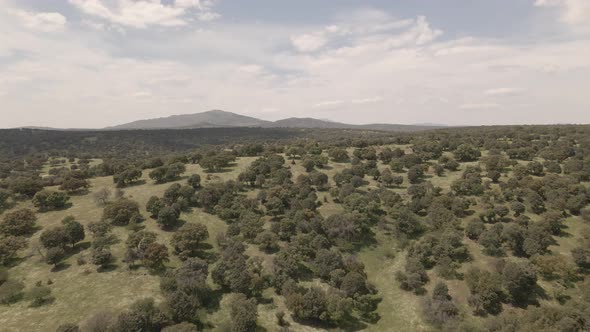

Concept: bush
[[27, 285, 53, 307], [32, 190, 70, 211], [0, 279, 24, 304]]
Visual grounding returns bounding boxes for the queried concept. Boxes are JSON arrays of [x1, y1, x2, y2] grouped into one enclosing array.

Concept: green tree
[[0, 236, 28, 265], [187, 174, 201, 189], [171, 223, 209, 258], [59, 177, 90, 193], [230, 293, 258, 332], [45, 247, 66, 267], [142, 243, 169, 270], [40, 227, 70, 249], [62, 216, 85, 247], [157, 206, 181, 229], [502, 261, 537, 305], [32, 190, 70, 211], [102, 199, 140, 226]]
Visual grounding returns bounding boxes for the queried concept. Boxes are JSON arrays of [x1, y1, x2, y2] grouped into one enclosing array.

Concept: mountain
[[107, 110, 271, 130], [107, 110, 445, 132]]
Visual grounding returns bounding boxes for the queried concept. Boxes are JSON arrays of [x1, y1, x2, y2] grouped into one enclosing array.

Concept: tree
[[62, 216, 85, 247], [91, 247, 113, 270], [102, 198, 140, 226], [465, 219, 485, 240], [523, 223, 552, 257], [239, 212, 264, 239], [0, 209, 37, 236], [171, 223, 209, 258], [313, 249, 344, 279], [149, 163, 186, 183], [114, 298, 169, 332], [423, 281, 459, 326], [7, 176, 43, 197], [32, 190, 70, 211], [157, 206, 181, 229], [0, 236, 27, 265], [113, 168, 142, 188], [146, 196, 164, 218], [40, 227, 70, 249], [302, 158, 316, 172], [340, 271, 368, 298], [59, 177, 90, 193], [572, 247, 589, 268], [454, 144, 481, 162], [187, 174, 201, 189], [230, 293, 258, 332], [510, 201, 525, 217], [93, 188, 111, 207], [88, 221, 111, 238], [142, 243, 169, 270], [125, 231, 157, 258], [502, 261, 537, 305], [479, 226, 505, 257], [45, 247, 66, 267], [407, 165, 424, 184], [256, 231, 279, 252], [328, 148, 349, 162], [465, 267, 503, 315]]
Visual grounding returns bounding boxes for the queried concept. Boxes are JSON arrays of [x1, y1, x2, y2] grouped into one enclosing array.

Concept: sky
[[0, 0, 589, 128]]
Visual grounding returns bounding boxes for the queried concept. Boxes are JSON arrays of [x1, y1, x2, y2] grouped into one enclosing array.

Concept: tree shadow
[[97, 263, 118, 273], [51, 262, 71, 272], [123, 180, 147, 188]]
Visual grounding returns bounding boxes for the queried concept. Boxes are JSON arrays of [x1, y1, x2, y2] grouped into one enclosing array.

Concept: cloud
[[1, 4, 589, 128], [484, 88, 525, 96], [12, 10, 66, 32], [351, 97, 383, 104], [291, 33, 327, 52], [197, 11, 220, 21], [68, 0, 219, 28], [535, 0, 590, 30], [313, 100, 345, 108], [460, 103, 501, 110]]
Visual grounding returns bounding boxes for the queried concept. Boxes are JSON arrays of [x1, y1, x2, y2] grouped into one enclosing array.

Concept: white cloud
[[291, 33, 327, 52], [175, 0, 214, 10], [68, 0, 219, 28], [12, 10, 66, 32], [535, 0, 590, 30], [460, 103, 501, 110], [313, 100, 345, 108], [484, 88, 525, 96], [351, 97, 383, 104], [197, 11, 220, 21]]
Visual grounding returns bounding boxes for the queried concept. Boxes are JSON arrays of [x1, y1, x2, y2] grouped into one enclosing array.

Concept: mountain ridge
[[106, 110, 445, 132]]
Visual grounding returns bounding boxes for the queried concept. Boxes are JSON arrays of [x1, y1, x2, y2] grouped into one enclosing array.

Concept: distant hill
[[108, 110, 445, 132], [107, 110, 271, 130]]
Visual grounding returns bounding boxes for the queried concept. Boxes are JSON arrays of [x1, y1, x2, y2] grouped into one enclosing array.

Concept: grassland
[[1, 146, 589, 332]]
